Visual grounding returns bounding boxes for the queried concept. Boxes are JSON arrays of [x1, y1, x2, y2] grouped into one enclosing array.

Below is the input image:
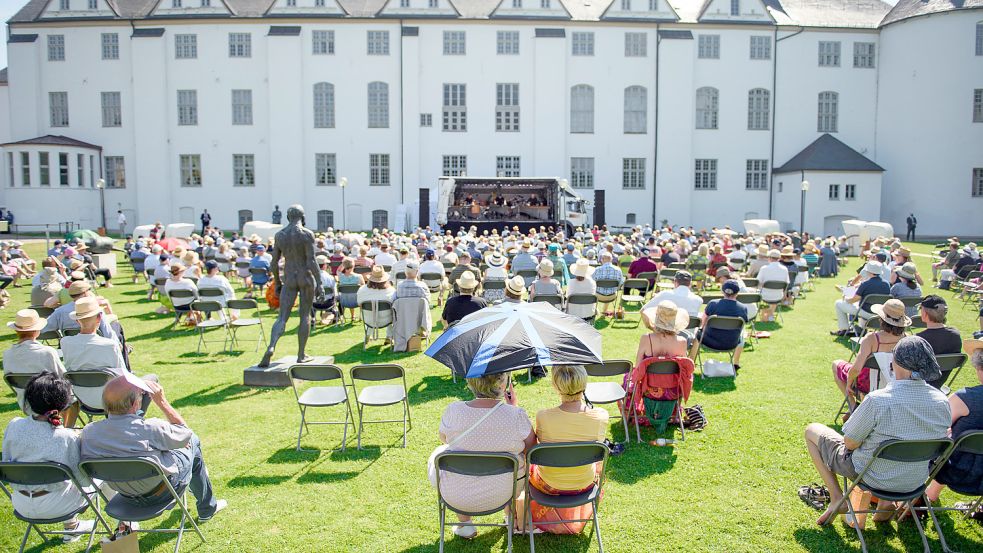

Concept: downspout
[[399, 19, 405, 209], [769, 26, 803, 219], [652, 24, 660, 227]]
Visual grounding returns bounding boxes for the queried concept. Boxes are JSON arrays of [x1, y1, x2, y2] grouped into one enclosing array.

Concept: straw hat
[[768, 248, 781, 259], [7, 309, 47, 332], [70, 296, 102, 321], [757, 245, 769, 256], [506, 275, 525, 295], [170, 264, 186, 276], [537, 260, 554, 277], [368, 265, 389, 283], [780, 246, 794, 258], [67, 280, 91, 296], [456, 270, 478, 291], [872, 299, 911, 327], [643, 301, 689, 333], [570, 258, 594, 278], [487, 252, 507, 268], [896, 262, 918, 281], [897, 246, 911, 257]]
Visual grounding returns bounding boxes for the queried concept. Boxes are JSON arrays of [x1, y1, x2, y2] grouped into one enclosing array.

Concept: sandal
[[798, 484, 830, 511]]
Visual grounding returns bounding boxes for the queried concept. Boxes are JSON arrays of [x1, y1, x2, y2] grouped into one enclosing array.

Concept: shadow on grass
[[295, 470, 360, 484], [171, 384, 262, 409], [407, 375, 470, 406], [329, 341, 421, 366], [792, 519, 945, 553], [398, 528, 517, 553], [227, 474, 291, 488], [692, 376, 737, 394], [605, 441, 678, 484], [0, 400, 20, 413], [128, 510, 197, 553], [268, 447, 323, 464]]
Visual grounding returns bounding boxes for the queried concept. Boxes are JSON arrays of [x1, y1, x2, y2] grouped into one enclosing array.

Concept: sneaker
[[453, 524, 477, 539], [198, 499, 228, 522], [63, 520, 95, 543]]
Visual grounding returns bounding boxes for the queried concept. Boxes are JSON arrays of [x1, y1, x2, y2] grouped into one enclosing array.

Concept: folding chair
[[628, 359, 687, 442], [635, 272, 658, 295], [531, 294, 563, 309], [442, 261, 456, 275], [693, 315, 746, 377], [919, 430, 983, 553], [594, 279, 622, 316], [736, 292, 762, 346], [760, 281, 789, 324], [517, 270, 538, 287], [65, 369, 118, 423], [481, 278, 505, 301], [227, 299, 266, 352], [289, 364, 355, 452], [420, 273, 445, 306], [61, 327, 80, 338], [350, 364, 411, 449], [899, 296, 925, 329], [337, 283, 362, 322], [360, 300, 394, 350], [583, 360, 632, 445], [833, 355, 880, 425], [853, 294, 892, 332], [742, 277, 759, 289], [0, 461, 113, 553], [848, 317, 881, 362], [196, 287, 226, 305], [435, 452, 519, 553], [248, 267, 270, 295], [619, 279, 649, 323], [658, 268, 678, 287], [37, 329, 61, 347], [234, 261, 251, 285], [821, 438, 952, 553], [190, 301, 231, 354], [166, 289, 197, 325], [934, 353, 968, 395], [525, 442, 608, 553], [4, 373, 37, 415], [29, 305, 54, 318], [79, 457, 206, 553], [567, 294, 598, 323]]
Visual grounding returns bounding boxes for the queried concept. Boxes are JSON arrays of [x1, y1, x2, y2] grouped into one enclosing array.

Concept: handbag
[[101, 532, 139, 553], [427, 402, 503, 488], [702, 359, 736, 378]]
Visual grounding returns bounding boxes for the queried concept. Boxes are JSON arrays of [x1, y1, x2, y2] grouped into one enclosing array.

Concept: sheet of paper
[[122, 371, 153, 393], [841, 286, 857, 299]]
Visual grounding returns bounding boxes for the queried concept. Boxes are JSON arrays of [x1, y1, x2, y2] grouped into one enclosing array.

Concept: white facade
[[0, 0, 980, 236]]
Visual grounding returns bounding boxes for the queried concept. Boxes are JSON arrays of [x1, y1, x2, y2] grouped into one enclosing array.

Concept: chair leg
[[908, 499, 932, 553], [923, 493, 951, 553], [841, 484, 867, 553], [592, 502, 603, 553], [528, 496, 536, 553], [296, 407, 306, 452], [438, 503, 445, 553], [174, 507, 187, 553], [17, 524, 31, 553], [506, 508, 513, 553], [677, 400, 686, 442], [357, 404, 365, 450], [617, 399, 630, 445], [402, 400, 408, 448]]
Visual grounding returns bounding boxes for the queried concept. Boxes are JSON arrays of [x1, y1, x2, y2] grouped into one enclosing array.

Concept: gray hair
[[104, 388, 139, 416], [972, 350, 983, 371], [921, 303, 947, 324]]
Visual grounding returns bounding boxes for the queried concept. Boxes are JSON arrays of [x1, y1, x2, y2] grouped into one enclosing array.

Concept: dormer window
[[400, 0, 409, 7], [429, 0, 438, 7], [621, 0, 630, 9], [512, 0, 521, 6], [60, 0, 70, 10], [89, 0, 97, 8], [315, 0, 325, 6], [201, 0, 210, 6], [540, 0, 549, 7], [172, 0, 182, 7], [286, 0, 295, 6]]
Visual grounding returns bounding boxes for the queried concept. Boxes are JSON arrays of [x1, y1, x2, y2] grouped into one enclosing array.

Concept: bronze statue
[[258, 205, 323, 367]]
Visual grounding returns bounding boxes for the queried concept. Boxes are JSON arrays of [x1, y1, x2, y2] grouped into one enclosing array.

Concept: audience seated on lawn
[[832, 261, 889, 336], [890, 262, 922, 317], [164, 264, 199, 325], [641, 270, 701, 323], [636, 301, 690, 365], [3, 309, 70, 419], [690, 280, 748, 370], [481, 253, 508, 303], [197, 260, 236, 311], [714, 267, 757, 319], [61, 297, 127, 375], [757, 249, 790, 322], [565, 259, 596, 319], [805, 336, 951, 525], [395, 261, 429, 300], [43, 280, 118, 339], [447, 252, 480, 298], [528, 260, 561, 302], [833, 298, 909, 413], [338, 257, 365, 322], [441, 271, 486, 327], [357, 266, 396, 340], [430, 372, 535, 538]]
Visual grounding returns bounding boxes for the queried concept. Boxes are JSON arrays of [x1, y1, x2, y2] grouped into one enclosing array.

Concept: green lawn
[[1, 241, 981, 553]]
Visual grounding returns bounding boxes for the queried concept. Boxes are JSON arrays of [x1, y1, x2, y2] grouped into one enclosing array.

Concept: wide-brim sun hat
[[570, 258, 594, 278], [69, 296, 102, 321], [897, 262, 918, 281], [7, 309, 47, 332], [487, 253, 507, 268], [506, 275, 525, 295], [872, 298, 911, 327], [456, 270, 479, 290], [368, 265, 389, 283], [643, 301, 689, 333], [537, 260, 554, 277]]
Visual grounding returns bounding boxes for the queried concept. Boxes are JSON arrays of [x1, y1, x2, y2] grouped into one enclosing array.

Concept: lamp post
[[96, 178, 107, 233], [339, 176, 348, 230], [799, 177, 810, 235]]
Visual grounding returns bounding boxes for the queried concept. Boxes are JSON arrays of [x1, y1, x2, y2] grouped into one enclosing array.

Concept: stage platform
[[442, 219, 565, 234]]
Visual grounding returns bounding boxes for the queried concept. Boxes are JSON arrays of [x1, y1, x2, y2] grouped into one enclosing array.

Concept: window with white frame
[[172, 0, 182, 6], [497, 31, 519, 55], [316, 210, 334, 231], [694, 159, 717, 190], [60, 0, 70, 9], [101, 33, 119, 60], [621, 0, 630, 10], [313, 82, 335, 128], [818, 91, 838, 132], [315, 153, 337, 185], [372, 210, 389, 229], [233, 154, 255, 187], [228, 33, 251, 58], [845, 183, 856, 200], [973, 89, 983, 123], [400, 0, 409, 7], [428, 0, 438, 7], [286, 0, 295, 5], [442, 83, 467, 132], [972, 168, 983, 197], [49, 92, 69, 127], [747, 88, 770, 130], [496, 156, 520, 177], [648, 0, 659, 9], [177, 90, 197, 126], [39, 153, 50, 186], [180, 155, 201, 187], [626, 213, 636, 225], [367, 82, 389, 128], [749, 35, 770, 60], [571, 32, 594, 56], [202, 0, 211, 6], [828, 183, 840, 200], [624, 86, 647, 134], [175, 34, 197, 59], [105, 156, 125, 188], [698, 35, 719, 59], [89, 0, 97, 9], [625, 32, 646, 57], [367, 31, 389, 55], [20, 153, 30, 186], [7, 152, 13, 188], [730, 0, 739, 15], [101, 91, 122, 127], [420, 113, 432, 127], [512, 0, 521, 6], [977, 22, 983, 56], [370, 154, 390, 186], [442, 155, 467, 176], [232, 89, 253, 125], [746, 159, 768, 190], [443, 31, 466, 55], [495, 83, 519, 132], [313, 30, 334, 55], [695, 87, 718, 129], [818, 41, 840, 67], [570, 84, 594, 133], [570, 157, 594, 188], [853, 42, 876, 68], [48, 35, 65, 61], [76, 153, 83, 187], [540, 0, 550, 8], [58, 153, 69, 186], [623, 158, 645, 189]]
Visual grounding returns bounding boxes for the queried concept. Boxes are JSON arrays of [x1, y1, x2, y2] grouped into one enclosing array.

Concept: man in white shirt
[[374, 243, 397, 268], [757, 249, 790, 322], [641, 271, 702, 325], [61, 297, 126, 374]]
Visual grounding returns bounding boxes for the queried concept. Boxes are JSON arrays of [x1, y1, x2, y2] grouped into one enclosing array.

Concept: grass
[[0, 241, 981, 552]]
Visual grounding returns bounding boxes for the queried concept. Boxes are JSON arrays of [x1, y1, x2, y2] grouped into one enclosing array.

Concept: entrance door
[[238, 209, 254, 231], [593, 190, 605, 227]]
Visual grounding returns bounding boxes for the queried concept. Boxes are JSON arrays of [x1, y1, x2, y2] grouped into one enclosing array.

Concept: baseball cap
[[722, 280, 740, 294], [204, 260, 219, 271], [405, 261, 419, 271], [920, 295, 947, 310]]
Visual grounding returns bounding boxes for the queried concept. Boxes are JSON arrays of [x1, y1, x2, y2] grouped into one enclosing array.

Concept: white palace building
[[0, 0, 979, 236]]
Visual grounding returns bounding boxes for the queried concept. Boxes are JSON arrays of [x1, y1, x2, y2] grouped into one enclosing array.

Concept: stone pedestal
[[92, 252, 117, 277], [243, 355, 334, 388]]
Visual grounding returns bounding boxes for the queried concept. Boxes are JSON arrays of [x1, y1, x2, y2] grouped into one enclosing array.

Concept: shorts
[[816, 426, 859, 480], [834, 360, 870, 394]]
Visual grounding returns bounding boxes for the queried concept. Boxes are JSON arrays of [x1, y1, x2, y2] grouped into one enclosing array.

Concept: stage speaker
[[419, 188, 430, 227], [593, 190, 605, 228]]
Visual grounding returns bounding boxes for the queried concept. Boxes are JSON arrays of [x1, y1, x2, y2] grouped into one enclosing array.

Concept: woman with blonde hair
[[431, 372, 535, 538], [181, 250, 203, 281]]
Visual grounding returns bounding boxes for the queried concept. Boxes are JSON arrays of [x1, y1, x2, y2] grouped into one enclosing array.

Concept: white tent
[[840, 220, 867, 256], [165, 223, 194, 238], [132, 224, 155, 239], [743, 219, 780, 235], [242, 221, 282, 242]]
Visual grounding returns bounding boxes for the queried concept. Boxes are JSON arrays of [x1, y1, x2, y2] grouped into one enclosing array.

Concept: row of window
[[56, 0, 101, 10], [7, 151, 98, 188], [826, 183, 858, 201]]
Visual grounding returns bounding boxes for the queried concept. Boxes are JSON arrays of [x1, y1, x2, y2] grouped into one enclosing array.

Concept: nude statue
[[258, 205, 323, 368]]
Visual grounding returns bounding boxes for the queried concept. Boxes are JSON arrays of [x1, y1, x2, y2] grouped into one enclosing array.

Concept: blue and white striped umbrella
[[425, 302, 602, 378]]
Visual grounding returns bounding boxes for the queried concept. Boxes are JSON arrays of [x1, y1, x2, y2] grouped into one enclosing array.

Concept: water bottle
[[651, 438, 675, 447]]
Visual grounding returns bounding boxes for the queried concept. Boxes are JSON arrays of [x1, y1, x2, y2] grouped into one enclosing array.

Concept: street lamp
[[339, 176, 348, 230], [96, 178, 107, 232], [799, 177, 810, 235]]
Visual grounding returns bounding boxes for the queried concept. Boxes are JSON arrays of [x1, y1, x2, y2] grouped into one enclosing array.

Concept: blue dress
[[935, 385, 983, 495]]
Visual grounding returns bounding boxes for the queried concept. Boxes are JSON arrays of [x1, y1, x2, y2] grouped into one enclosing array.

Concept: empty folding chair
[[435, 452, 519, 553], [821, 438, 952, 553], [289, 364, 355, 452], [736, 292, 762, 346], [351, 364, 411, 449], [79, 457, 206, 553], [628, 358, 688, 442], [0, 461, 113, 553], [693, 315, 746, 377], [227, 299, 266, 352], [190, 301, 231, 354], [919, 429, 983, 553], [583, 360, 632, 444], [65, 369, 118, 423], [934, 353, 968, 395], [619, 279, 649, 323], [525, 442, 608, 553], [361, 300, 394, 350]]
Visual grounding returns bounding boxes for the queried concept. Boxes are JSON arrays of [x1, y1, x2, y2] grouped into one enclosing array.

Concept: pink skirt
[[835, 360, 870, 394]]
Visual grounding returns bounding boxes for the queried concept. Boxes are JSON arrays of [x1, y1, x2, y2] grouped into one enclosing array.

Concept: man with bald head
[[81, 376, 227, 522]]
